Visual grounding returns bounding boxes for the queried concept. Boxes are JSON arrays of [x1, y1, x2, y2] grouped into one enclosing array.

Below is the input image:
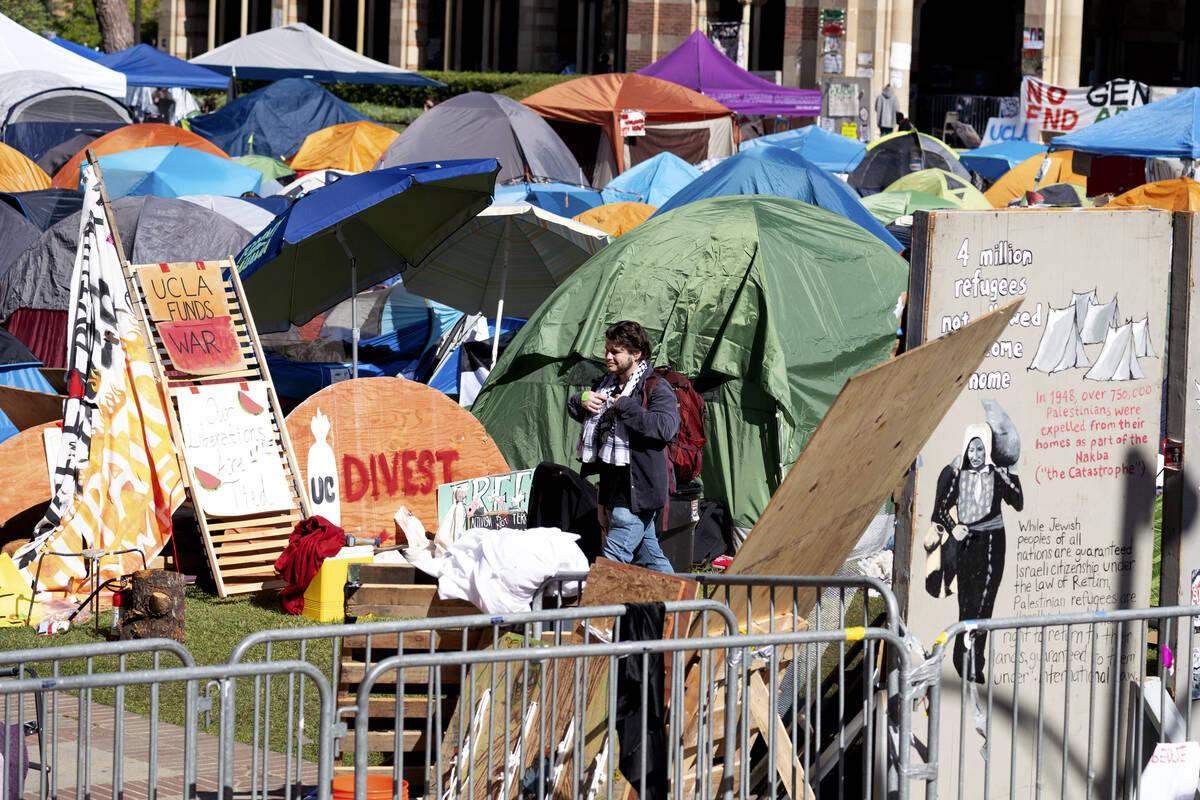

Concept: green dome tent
[[860, 189, 959, 226], [471, 195, 908, 528]]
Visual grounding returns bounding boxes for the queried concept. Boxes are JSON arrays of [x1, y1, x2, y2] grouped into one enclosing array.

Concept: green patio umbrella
[[235, 154, 296, 182]]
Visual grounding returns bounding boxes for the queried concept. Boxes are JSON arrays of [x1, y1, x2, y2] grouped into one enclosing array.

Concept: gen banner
[[1020, 76, 1149, 134], [905, 208, 1170, 798]]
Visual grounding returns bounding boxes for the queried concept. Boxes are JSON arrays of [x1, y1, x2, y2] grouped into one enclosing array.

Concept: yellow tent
[[984, 150, 1086, 208], [884, 168, 991, 210], [1106, 177, 1200, 211], [573, 202, 656, 237], [0, 142, 51, 192], [288, 121, 400, 173]]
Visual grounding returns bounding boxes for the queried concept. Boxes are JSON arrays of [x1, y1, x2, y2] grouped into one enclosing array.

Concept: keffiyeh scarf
[[577, 361, 649, 467]]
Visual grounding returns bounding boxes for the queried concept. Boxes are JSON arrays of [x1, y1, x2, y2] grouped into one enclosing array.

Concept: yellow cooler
[[302, 547, 374, 623]]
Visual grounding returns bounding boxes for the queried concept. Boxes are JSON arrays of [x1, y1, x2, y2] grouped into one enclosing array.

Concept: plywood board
[[0, 385, 64, 433], [285, 377, 510, 539], [0, 422, 56, 528], [725, 300, 1023, 622]]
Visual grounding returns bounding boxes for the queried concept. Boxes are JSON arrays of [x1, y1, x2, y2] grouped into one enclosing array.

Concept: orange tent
[[1106, 177, 1200, 211], [522, 74, 736, 181], [53, 123, 231, 189], [984, 150, 1086, 208], [0, 142, 51, 192], [287, 120, 400, 173], [573, 201, 656, 237]]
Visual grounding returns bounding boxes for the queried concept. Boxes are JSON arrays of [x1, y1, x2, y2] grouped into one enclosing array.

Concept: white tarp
[[1029, 304, 1088, 373], [0, 14, 125, 99], [1081, 297, 1120, 344], [1085, 322, 1144, 381], [1020, 76, 1149, 135]]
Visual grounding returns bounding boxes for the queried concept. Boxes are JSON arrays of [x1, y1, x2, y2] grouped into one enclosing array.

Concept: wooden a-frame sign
[[95, 163, 309, 597]]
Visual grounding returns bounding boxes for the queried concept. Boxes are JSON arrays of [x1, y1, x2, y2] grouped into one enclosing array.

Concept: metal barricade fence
[[0, 639, 194, 800], [0, 659, 334, 800], [919, 605, 1200, 800], [352, 626, 913, 800], [228, 600, 739, 795]]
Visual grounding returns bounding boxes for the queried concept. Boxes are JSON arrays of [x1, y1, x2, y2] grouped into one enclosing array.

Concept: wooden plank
[[0, 385, 64, 432], [346, 601, 482, 619], [336, 695, 459, 717], [350, 563, 438, 585], [342, 629, 487, 650], [284, 377, 511, 538], [747, 671, 815, 800], [722, 301, 1023, 626], [339, 662, 466, 685]]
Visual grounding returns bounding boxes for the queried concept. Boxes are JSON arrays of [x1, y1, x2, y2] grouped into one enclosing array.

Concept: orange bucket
[[330, 774, 406, 800]]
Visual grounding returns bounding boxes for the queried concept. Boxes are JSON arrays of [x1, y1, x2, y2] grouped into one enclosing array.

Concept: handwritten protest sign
[[436, 468, 533, 537], [176, 381, 293, 516], [136, 264, 231, 322], [158, 316, 244, 375]]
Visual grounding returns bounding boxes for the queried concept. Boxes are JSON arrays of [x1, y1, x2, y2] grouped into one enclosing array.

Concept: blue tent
[[959, 141, 1048, 180], [99, 44, 229, 90], [600, 152, 700, 206], [188, 78, 368, 159], [653, 146, 903, 251], [48, 37, 104, 62], [493, 181, 602, 217], [739, 126, 866, 173], [1051, 87, 1200, 159], [90, 146, 263, 198]]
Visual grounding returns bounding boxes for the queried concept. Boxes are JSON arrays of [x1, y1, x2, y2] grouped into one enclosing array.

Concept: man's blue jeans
[[603, 506, 674, 574]]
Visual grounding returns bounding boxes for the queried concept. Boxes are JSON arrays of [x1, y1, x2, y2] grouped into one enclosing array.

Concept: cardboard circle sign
[[285, 377, 510, 540]]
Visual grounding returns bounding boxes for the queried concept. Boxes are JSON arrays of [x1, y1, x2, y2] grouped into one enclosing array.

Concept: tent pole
[[492, 217, 511, 369], [335, 226, 359, 379]]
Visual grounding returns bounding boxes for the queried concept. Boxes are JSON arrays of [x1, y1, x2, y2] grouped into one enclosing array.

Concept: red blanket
[[275, 516, 346, 614]]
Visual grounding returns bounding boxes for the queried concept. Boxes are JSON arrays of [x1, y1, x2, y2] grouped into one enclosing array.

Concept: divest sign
[[1020, 76, 1149, 134], [905, 208, 1170, 798]]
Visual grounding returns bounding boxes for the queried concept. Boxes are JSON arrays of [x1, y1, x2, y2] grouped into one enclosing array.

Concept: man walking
[[568, 321, 679, 573], [875, 84, 899, 136]]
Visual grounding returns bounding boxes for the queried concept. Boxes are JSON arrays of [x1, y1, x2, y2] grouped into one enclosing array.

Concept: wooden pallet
[[119, 258, 310, 596], [336, 569, 487, 789]]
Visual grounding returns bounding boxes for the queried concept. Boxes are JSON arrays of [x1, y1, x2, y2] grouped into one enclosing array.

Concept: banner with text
[[906, 208, 1170, 798], [1020, 76, 1149, 134]]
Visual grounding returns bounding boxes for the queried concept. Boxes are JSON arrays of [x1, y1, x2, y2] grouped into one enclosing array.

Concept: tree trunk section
[[93, 0, 136, 53], [119, 569, 185, 642]]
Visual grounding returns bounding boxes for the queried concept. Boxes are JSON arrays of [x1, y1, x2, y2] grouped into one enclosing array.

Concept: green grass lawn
[[0, 588, 331, 759]]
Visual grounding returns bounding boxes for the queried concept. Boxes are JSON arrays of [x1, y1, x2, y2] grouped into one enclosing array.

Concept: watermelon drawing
[[238, 390, 264, 415], [194, 467, 222, 491]]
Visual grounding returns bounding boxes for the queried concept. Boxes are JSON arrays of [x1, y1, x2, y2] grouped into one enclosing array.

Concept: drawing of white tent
[[1072, 288, 1097, 333], [1084, 322, 1144, 381], [1029, 304, 1089, 373], [1131, 316, 1156, 358], [1080, 297, 1119, 344]]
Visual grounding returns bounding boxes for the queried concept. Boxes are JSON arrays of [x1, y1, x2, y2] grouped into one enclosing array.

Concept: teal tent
[[472, 195, 908, 527]]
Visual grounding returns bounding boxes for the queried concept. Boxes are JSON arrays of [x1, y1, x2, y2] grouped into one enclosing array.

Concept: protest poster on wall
[[136, 264, 231, 321], [158, 316, 244, 375], [904, 208, 1170, 798], [1019, 76, 1149, 135], [176, 381, 294, 517], [436, 468, 534, 538]]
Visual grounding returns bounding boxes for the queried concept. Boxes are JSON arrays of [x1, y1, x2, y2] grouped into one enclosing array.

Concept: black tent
[[0, 202, 40, 278], [849, 130, 971, 195], [0, 188, 84, 230]]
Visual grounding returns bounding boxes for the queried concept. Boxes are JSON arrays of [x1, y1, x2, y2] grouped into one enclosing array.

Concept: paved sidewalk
[[9, 693, 322, 800]]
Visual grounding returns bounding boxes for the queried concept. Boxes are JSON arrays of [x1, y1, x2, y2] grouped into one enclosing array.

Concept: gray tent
[[376, 92, 588, 186], [0, 195, 252, 320], [0, 202, 39, 277], [180, 194, 277, 236]]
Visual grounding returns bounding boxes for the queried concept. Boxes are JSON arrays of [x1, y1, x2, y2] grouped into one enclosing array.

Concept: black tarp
[[0, 202, 40, 278], [0, 189, 84, 230], [848, 131, 971, 195]]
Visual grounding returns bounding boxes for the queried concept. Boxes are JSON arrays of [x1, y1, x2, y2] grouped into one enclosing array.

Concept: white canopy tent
[[0, 14, 125, 99]]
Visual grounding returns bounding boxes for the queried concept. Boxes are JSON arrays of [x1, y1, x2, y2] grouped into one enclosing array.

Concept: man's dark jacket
[[567, 368, 680, 514]]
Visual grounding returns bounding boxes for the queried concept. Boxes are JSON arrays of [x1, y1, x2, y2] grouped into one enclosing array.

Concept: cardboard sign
[[136, 264, 231, 322], [436, 468, 533, 537], [980, 116, 1034, 145], [176, 381, 293, 517], [158, 316, 245, 375], [618, 109, 646, 137], [285, 377, 510, 540], [905, 208, 1169, 798], [1020, 76, 1149, 134]]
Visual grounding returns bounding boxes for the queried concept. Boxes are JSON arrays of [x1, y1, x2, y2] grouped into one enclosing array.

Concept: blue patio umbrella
[[493, 180, 602, 217], [653, 145, 903, 252], [87, 146, 262, 198], [236, 158, 500, 374], [959, 141, 1048, 180], [739, 125, 867, 173]]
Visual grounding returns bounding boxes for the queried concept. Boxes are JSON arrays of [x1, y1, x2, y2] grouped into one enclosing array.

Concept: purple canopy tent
[[637, 31, 821, 117]]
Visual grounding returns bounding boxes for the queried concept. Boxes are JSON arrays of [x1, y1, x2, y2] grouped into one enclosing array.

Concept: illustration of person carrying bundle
[[925, 400, 1024, 683]]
